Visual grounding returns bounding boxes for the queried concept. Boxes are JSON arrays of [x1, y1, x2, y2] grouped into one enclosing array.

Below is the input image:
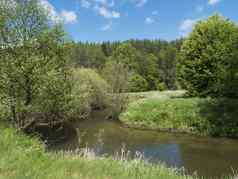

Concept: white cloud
[[80, 0, 119, 20], [95, 6, 120, 19], [179, 18, 197, 36], [81, 0, 91, 8], [81, 0, 114, 8], [101, 22, 112, 31], [39, 0, 78, 24], [208, 0, 221, 6], [145, 17, 155, 24], [135, 0, 148, 7], [39, 0, 61, 22], [60, 10, 78, 24], [94, 0, 115, 7]]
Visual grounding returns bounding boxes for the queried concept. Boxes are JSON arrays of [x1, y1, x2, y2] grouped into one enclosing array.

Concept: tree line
[[68, 39, 183, 92]]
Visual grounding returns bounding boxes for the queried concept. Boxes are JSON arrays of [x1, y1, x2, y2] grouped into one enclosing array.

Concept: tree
[[129, 73, 148, 92], [158, 46, 177, 90], [0, 0, 71, 127], [102, 43, 138, 118], [179, 15, 238, 97], [136, 53, 159, 90]]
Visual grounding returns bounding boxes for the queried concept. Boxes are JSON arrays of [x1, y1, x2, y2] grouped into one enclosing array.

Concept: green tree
[[129, 73, 148, 92], [179, 15, 238, 97], [158, 46, 177, 90], [0, 0, 71, 127]]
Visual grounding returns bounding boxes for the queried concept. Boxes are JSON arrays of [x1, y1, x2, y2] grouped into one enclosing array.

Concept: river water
[[52, 117, 238, 179]]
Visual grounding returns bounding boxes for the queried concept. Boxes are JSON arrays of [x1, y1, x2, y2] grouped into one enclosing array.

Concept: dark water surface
[[52, 117, 238, 179]]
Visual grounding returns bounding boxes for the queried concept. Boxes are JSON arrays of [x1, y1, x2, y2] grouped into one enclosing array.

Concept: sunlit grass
[[120, 97, 206, 133], [0, 126, 199, 179], [120, 91, 238, 137]]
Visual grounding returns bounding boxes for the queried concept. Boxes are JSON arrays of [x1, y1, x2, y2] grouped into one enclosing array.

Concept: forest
[[68, 39, 183, 92]]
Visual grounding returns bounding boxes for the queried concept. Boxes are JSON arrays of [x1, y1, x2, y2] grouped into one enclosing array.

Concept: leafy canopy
[[179, 15, 238, 97]]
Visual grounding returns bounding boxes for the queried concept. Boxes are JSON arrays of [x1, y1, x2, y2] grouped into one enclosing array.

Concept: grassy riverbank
[[0, 124, 198, 179], [120, 91, 238, 137]]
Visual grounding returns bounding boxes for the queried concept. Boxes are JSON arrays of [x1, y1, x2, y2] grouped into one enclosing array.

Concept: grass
[[0, 125, 198, 179], [120, 97, 206, 134], [126, 90, 187, 102], [120, 91, 238, 137]]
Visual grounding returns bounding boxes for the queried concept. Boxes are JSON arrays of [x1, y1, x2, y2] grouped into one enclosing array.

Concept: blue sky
[[39, 0, 238, 42]]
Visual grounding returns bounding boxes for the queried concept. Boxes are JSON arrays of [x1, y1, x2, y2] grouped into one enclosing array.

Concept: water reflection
[[52, 119, 238, 179]]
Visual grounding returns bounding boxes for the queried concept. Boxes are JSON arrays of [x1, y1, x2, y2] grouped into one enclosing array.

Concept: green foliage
[[111, 43, 138, 69], [102, 43, 132, 93], [68, 39, 181, 92], [0, 0, 71, 127], [70, 68, 111, 120], [158, 46, 177, 90], [102, 43, 139, 118], [129, 73, 148, 92], [120, 96, 205, 133], [0, 104, 9, 121], [0, 125, 199, 179], [70, 42, 107, 69], [199, 98, 238, 137], [179, 15, 238, 97], [102, 61, 129, 118], [121, 91, 238, 137]]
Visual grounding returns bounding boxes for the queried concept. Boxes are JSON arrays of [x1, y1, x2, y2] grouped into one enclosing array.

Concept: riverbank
[[120, 91, 238, 138], [0, 124, 198, 179]]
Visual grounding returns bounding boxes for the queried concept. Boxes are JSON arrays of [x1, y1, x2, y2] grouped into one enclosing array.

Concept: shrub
[[129, 73, 148, 92], [69, 68, 111, 120], [0, 103, 9, 121], [102, 61, 130, 119]]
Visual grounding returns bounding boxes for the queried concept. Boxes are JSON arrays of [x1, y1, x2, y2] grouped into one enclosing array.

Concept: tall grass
[[120, 91, 238, 137], [0, 125, 198, 179], [120, 97, 206, 133]]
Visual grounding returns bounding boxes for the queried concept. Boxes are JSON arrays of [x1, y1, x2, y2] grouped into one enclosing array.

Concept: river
[[51, 116, 238, 179]]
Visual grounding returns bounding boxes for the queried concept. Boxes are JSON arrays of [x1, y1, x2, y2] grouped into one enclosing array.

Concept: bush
[[69, 68, 111, 120], [199, 98, 238, 137], [0, 104, 9, 121], [129, 73, 148, 92], [155, 81, 167, 91], [102, 61, 130, 119]]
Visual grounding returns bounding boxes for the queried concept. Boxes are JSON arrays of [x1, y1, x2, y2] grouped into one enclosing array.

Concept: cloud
[[145, 17, 155, 24], [81, 0, 115, 8], [95, 6, 120, 19], [101, 22, 112, 31], [39, 0, 61, 22], [135, 0, 148, 7], [208, 0, 221, 5], [81, 0, 91, 8], [80, 0, 119, 19], [60, 10, 78, 24], [179, 18, 197, 36], [39, 0, 78, 24], [94, 0, 115, 7]]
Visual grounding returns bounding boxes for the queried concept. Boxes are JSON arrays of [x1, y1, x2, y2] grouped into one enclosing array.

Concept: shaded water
[[52, 116, 238, 179]]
